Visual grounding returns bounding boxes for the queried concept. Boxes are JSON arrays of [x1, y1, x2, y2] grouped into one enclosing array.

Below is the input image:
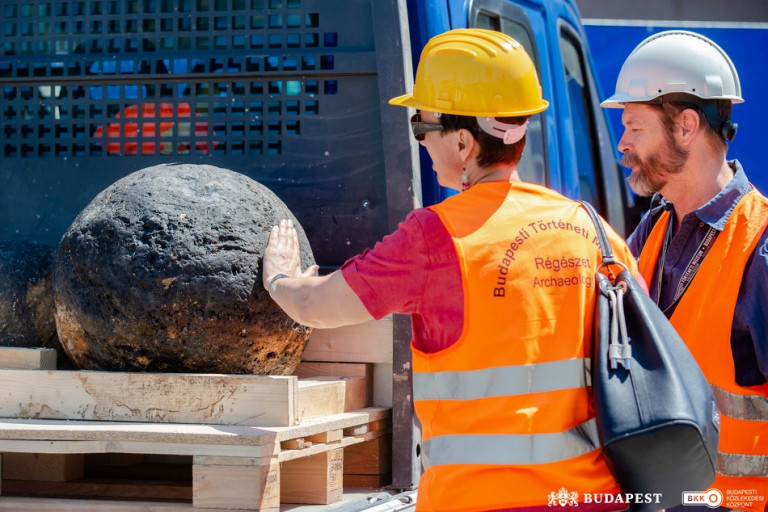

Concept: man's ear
[[678, 108, 701, 146]]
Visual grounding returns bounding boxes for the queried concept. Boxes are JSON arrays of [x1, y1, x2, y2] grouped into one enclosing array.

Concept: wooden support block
[[296, 378, 345, 422], [1, 476, 191, 501], [343, 473, 392, 488], [293, 362, 373, 379], [298, 376, 368, 417], [294, 362, 374, 410], [280, 448, 343, 505], [193, 457, 279, 510], [342, 376, 370, 411], [0, 348, 56, 370], [0, 370, 298, 426], [304, 318, 393, 363], [2, 453, 84, 482], [344, 434, 392, 476]]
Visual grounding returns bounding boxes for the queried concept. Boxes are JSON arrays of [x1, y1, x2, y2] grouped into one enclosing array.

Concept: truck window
[[558, 28, 603, 209], [474, 10, 547, 187]]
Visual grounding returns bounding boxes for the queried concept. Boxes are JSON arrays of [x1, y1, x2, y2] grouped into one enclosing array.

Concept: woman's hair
[[439, 114, 530, 167]]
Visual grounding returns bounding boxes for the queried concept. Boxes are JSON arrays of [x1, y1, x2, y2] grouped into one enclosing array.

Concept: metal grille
[[0, 0, 406, 269], [1, 0, 342, 157]]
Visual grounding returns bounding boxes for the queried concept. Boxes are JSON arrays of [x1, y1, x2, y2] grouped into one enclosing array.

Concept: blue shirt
[[628, 160, 768, 387]]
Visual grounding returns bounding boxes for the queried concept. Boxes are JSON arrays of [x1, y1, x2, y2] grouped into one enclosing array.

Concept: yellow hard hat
[[390, 28, 548, 117]]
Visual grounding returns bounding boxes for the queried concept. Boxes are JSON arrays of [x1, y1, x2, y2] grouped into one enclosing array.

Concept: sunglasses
[[410, 113, 444, 141]]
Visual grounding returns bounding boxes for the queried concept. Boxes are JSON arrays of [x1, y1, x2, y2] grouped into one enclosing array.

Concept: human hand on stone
[[263, 219, 318, 291]]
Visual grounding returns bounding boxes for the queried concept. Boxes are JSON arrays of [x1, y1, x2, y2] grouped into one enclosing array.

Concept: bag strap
[[577, 200, 632, 369], [576, 200, 618, 268]]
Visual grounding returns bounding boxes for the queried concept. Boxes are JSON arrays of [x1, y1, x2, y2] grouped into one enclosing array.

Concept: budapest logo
[[548, 487, 579, 507], [682, 488, 723, 508]]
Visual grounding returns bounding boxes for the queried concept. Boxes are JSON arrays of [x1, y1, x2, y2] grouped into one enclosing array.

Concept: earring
[[461, 167, 469, 191]]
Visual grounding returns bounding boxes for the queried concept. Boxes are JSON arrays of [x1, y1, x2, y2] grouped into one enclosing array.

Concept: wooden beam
[[0, 497, 205, 511], [294, 363, 373, 410], [304, 318, 393, 363], [0, 408, 390, 457], [2, 453, 84, 481], [280, 448, 343, 505], [0, 370, 298, 426], [1, 477, 191, 501], [0, 348, 56, 370], [193, 458, 279, 510], [344, 434, 392, 475], [296, 378, 345, 422]]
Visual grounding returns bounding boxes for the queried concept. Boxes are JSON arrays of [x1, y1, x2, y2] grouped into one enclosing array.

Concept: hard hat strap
[[476, 116, 529, 144]]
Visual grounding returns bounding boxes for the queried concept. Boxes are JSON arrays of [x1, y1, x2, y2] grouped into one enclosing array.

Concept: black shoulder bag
[[578, 200, 719, 511]]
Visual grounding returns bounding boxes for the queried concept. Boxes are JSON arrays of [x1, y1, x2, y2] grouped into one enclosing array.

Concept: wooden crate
[[0, 347, 391, 511]]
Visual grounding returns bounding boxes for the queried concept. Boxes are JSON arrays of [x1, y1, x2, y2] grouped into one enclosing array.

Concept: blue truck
[[0, 0, 636, 260], [0, 0, 636, 502]]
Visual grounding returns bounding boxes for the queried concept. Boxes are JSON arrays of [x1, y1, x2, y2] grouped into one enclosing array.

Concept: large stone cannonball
[[0, 241, 62, 355], [52, 163, 316, 375]]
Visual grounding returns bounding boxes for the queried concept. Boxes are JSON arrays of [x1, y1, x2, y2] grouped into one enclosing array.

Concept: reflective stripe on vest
[[421, 417, 600, 468], [413, 358, 590, 401], [712, 385, 768, 423], [717, 451, 768, 477]]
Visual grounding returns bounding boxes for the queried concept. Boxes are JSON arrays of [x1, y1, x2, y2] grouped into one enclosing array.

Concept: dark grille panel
[[0, 0, 359, 158], [0, 0, 400, 268]]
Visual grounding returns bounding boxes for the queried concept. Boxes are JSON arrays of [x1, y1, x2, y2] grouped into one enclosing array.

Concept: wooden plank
[[193, 459, 279, 510], [0, 348, 56, 370], [0, 497, 230, 511], [294, 363, 373, 409], [0, 370, 298, 426], [343, 473, 392, 488], [293, 362, 373, 379], [280, 448, 343, 505], [0, 408, 390, 460], [341, 376, 369, 412], [297, 376, 368, 416], [1, 478, 191, 501], [304, 318, 393, 363], [2, 453, 84, 481], [344, 434, 392, 475], [296, 378, 345, 422], [0, 439, 267, 458]]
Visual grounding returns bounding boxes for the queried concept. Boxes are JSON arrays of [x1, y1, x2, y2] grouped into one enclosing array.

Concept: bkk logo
[[682, 489, 723, 508], [547, 488, 663, 507]]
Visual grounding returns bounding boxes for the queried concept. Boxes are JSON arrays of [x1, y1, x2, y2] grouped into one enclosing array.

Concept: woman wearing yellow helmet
[[262, 28, 639, 511]]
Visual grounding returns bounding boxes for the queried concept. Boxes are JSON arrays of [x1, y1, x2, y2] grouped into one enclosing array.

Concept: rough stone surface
[[52, 163, 316, 375], [0, 241, 63, 358]]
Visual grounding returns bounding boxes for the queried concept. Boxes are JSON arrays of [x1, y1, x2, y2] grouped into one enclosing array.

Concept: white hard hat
[[601, 30, 743, 108]]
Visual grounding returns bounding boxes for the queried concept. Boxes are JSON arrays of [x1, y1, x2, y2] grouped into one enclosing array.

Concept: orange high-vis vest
[[638, 189, 768, 511], [413, 181, 635, 511]]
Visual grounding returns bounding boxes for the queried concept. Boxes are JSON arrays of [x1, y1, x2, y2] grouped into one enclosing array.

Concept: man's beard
[[622, 130, 688, 197]]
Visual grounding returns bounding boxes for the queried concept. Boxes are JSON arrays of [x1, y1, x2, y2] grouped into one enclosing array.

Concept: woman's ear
[[457, 129, 475, 160]]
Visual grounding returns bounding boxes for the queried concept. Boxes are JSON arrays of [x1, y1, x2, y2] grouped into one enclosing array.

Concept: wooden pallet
[[0, 348, 392, 511]]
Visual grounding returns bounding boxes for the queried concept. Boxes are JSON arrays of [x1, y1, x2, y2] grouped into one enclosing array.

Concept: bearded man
[[602, 30, 768, 512]]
